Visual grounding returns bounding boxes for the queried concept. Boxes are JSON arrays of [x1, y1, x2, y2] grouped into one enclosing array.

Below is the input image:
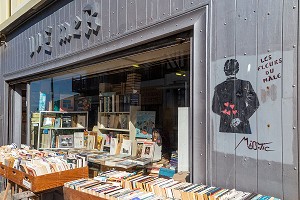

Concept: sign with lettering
[[28, 3, 101, 57]]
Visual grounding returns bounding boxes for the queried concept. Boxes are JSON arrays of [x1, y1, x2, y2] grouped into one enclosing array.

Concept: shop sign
[[28, 2, 101, 57]]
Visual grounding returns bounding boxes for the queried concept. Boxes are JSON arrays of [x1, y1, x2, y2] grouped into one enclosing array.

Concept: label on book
[[22, 179, 32, 189]]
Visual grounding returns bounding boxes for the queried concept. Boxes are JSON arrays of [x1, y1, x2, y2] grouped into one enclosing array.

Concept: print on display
[[212, 59, 259, 134]]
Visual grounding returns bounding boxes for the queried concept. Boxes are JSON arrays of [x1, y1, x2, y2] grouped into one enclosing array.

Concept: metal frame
[[191, 5, 209, 184]]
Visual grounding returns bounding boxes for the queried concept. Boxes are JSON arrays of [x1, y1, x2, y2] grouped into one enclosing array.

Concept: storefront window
[[30, 44, 190, 161]]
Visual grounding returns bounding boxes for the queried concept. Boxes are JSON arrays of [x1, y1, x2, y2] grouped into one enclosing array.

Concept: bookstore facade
[[0, 0, 299, 199]]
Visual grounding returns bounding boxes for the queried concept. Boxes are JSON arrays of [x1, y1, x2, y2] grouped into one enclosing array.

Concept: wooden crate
[[0, 163, 88, 193], [63, 187, 106, 200], [0, 163, 7, 176]]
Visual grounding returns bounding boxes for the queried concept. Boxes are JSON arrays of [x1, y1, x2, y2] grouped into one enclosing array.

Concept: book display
[[37, 111, 88, 150], [63, 178, 161, 200], [0, 145, 88, 193], [25, 66, 280, 199], [63, 172, 280, 200]]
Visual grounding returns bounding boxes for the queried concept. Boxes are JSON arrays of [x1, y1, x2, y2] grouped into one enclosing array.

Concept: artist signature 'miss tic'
[[235, 137, 275, 152]]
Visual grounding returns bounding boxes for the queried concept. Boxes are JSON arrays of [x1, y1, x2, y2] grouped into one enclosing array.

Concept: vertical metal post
[[191, 7, 208, 184], [26, 83, 30, 145], [11, 85, 22, 147]]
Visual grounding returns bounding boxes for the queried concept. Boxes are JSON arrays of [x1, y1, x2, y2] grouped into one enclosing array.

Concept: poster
[[135, 111, 155, 139]]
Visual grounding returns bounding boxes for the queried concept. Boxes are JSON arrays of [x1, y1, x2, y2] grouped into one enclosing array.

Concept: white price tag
[[22, 179, 32, 189]]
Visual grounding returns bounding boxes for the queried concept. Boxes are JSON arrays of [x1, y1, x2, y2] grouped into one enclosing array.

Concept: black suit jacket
[[212, 77, 259, 134]]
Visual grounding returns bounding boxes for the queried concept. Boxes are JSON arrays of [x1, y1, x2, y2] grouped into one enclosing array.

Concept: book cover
[[60, 94, 74, 111], [96, 135, 103, 150], [135, 111, 155, 139], [43, 117, 55, 127], [62, 116, 72, 127], [119, 114, 129, 130], [130, 93, 140, 106], [58, 135, 74, 148], [141, 141, 155, 159], [53, 99, 60, 111], [76, 96, 91, 111], [74, 132, 84, 148], [77, 115, 86, 128], [120, 139, 131, 156], [110, 138, 118, 155], [54, 117, 61, 128], [39, 92, 46, 111], [87, 135, 96, 150], [51, 131, 57, 148], [136, 140, 145, 158]]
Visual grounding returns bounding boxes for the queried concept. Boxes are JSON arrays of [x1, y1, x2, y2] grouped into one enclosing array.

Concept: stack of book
[[87, 153, 153, 170], [99, 93, 136, 113], [120, 174, 280, 200], [64, 178, 161, 200], [125, 73, 141, 94], [99, 114, 129, 129], [31, 112, 40, 123], [94, 170, 136, 183], [169, 151, 178, 171]]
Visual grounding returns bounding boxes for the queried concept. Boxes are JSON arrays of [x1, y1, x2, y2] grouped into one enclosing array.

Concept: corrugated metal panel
[[1, 0, 211, 74], [56, 8, 62, 57], [118, 0, 127, 34], [75, 0, 83, 52], [213, 0, 236, 190], [157, 0, 170, 20], [69, 1, 76, 53], [171, 0, 183, 15], [102, 0, 110, 40], [127, 0, 136, 31], [37, 20, 43, 64], [137, 0, 146, 29], [282, 0, 298, 199], [65, 2, 72, 53], [184, 0, 201, 10], [81, 0, 89, 48], [256, 0, 283, 198], [234, 0, 258, 193], [110, 0, 118, 37], [146, 0, 157, 24]]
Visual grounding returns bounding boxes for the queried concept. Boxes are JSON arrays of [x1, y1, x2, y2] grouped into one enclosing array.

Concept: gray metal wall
[[0, 0, 298, 199], [210, 0, 298, 199]]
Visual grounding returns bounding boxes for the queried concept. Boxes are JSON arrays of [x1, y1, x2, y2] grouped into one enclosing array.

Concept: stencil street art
[[212, 59, 260, 134]]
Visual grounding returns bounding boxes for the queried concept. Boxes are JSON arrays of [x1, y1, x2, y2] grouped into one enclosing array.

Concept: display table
[[63, 187, 106, 200]]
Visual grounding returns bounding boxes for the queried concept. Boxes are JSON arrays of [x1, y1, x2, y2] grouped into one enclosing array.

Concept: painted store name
[[29, 3, 100, 57]]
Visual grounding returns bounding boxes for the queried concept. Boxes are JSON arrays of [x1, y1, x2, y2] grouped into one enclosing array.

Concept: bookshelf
[[37, 111, 88, 150], [98, 106, 141, 155], [98, 106, 140, 136]]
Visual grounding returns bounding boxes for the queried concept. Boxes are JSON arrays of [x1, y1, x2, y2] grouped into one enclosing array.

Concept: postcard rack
[[0, 163, 88, 193], [63, 187, 107, 200]]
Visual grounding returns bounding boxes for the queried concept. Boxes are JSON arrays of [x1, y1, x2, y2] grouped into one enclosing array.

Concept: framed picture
[[60, 94, 74, 111]]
